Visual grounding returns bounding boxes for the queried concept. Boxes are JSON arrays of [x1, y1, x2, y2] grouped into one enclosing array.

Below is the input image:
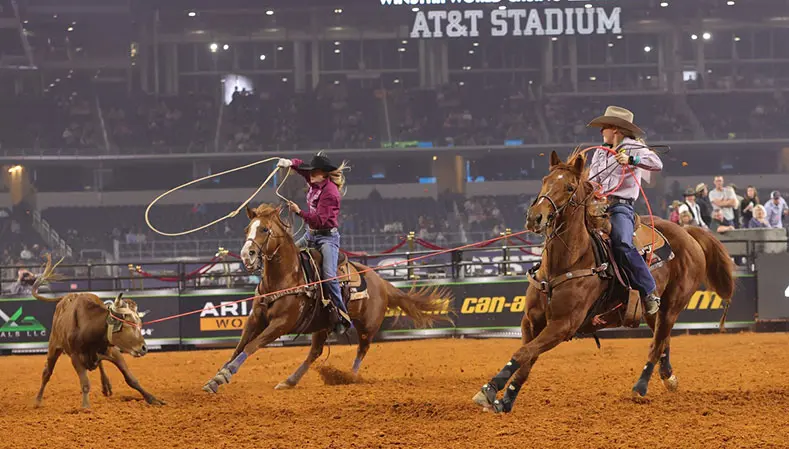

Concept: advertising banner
[[0, 274, 759, 353], [755, 254, 789, 320]]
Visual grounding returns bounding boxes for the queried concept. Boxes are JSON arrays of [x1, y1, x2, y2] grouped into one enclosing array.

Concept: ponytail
[[329, 161, 350, 196]]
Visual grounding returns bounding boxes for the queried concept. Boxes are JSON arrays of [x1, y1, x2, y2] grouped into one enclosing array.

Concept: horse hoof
[[213, 368, 232, 385], [661, 374, 678, 392], [202, 380, 219, 394], [274, 381, 295, 390], [631, 381, 649, 398], [472, 390, 491, 408]]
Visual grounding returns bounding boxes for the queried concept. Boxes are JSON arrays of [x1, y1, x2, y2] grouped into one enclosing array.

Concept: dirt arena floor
[[1, 332, 788, 449]]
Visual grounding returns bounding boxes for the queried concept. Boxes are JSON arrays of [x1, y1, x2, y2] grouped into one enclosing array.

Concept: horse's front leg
[[473, 295, 586, 414], [275, 329, 329, 390]]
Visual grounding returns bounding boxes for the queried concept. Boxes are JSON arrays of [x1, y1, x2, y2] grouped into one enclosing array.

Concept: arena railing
[[3, 238, 782, 296]]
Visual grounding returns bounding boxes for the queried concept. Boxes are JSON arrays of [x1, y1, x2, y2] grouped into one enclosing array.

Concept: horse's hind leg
[[632, 293, 681, 397], [275, 330, 329, 390], [643, 311, 676, 392]]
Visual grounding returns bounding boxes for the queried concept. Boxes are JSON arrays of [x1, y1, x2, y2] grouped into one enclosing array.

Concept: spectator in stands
[[710, 209, 736, 234], [678, 209, 697, 228], [19, 245, 33, 261], [764, 191, 789, 228], [682, 188, 707, 228], [747, 205, 771, 229], [739, 186, 760, 227], [695, 183, 713, 227], [729, 184, 744, 226], [709, 176, 738, 227]]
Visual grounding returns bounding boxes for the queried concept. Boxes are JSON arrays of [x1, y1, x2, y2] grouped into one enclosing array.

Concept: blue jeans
[[608, 203, 656, 297], [297, 231, 348, 318]]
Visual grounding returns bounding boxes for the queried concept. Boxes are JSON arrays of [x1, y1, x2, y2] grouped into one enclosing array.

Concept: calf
[[32, 256, 164, 409]]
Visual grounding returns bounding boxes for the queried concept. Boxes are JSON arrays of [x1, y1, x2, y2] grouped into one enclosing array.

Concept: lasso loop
[[145, 157, 297, 237]]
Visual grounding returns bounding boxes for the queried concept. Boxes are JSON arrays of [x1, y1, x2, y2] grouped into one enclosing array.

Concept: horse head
[[526, 150, 589, 234], [240, 203, 292, 272]]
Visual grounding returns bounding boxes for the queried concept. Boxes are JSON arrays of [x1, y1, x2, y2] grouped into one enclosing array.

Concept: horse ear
[[549, 151, 562, 167], [572, 154, 586, 173], [246, 205, 256, 220]]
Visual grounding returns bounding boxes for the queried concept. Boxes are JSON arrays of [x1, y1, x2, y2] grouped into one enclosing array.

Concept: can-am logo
[[199, 301, 251, 331], [0, 307, 47, 339]]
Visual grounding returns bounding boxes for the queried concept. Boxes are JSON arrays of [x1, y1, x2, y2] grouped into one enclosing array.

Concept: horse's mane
[[553, 151, 608, 232], [251, 204, 295, 240]]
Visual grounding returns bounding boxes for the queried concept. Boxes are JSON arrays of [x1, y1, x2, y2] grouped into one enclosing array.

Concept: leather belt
[[608, 196, 634, 206], [309, 228, 338, 237]]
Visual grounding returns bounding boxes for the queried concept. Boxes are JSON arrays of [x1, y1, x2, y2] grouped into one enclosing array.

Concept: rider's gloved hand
[[277, 158, 293, 169]]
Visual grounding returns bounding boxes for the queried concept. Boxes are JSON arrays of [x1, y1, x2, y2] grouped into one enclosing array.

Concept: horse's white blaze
[[241, 219, 261, 264], [535, 197, 545, 207]]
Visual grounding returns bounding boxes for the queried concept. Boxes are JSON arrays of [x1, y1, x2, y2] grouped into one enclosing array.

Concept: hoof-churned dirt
[[1, 333, 788, 448]]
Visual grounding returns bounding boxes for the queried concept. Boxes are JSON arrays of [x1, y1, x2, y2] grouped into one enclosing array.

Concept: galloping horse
[[203, 204, 452, 393], [473, 151, 735, 413]]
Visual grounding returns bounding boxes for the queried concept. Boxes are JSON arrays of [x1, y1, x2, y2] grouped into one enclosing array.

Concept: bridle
[[245, 210, 293, 268], [531, 172, 587, 240]]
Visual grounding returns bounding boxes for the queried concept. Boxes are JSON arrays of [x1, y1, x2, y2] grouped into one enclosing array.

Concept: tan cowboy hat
[[587, 106, 644, 138]]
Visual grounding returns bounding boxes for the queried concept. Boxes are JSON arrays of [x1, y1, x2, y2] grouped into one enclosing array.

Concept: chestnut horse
[[203, 204, 451, 393], [473, 151, 735, 413]]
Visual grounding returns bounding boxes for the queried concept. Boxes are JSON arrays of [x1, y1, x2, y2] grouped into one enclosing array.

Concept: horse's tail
[[384, 282, 455, 329], [685, 226, 735, 331], [32, 254, 67, 303]]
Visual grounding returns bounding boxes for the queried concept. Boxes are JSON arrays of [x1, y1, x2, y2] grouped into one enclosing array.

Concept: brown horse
[[473, 151, 735, 413], [203, 204, 452, 393]]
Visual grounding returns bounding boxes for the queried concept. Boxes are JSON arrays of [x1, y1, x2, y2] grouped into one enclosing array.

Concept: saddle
[[298, 249, 369, 307], [528, 219, 674, 336]]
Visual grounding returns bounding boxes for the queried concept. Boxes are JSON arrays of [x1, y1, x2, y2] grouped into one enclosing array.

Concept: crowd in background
[[667, 175, 789, 233], [3, 83, 789, 153]]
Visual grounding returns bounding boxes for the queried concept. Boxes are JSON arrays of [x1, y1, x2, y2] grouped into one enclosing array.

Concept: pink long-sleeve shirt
[[291, 159, 341, 230], [589, 137, 663, 201]]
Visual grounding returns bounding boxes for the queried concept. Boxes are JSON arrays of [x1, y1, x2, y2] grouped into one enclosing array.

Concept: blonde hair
[[317, 151, 350, 196], [753, 204, 767, 219]]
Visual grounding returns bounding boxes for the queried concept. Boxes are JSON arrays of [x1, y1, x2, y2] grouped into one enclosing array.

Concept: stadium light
[[401, 40, 407, 44], [691, 34, 698, 40], [334, 41, 340, 46], [473, 42, 479, 47], [265, 10, 274, 16], [67, 26, 73, 32], [616, 35, 623, 40], [188, 11, 196, 17], [334, 49, 341, 54], [584, 4, 592, 9], [498, 5, 506, 9], [334, 8, 343, 14], [468, 50, 474, 54], [394, 79, 400, 84], [281, 77, 288, 82], [458, 81, 465, 86], [398, 47, 406, 52], [659, 1, 668, 7], [223, 44, 230, 50], [411, 7, 419, 12], [259, 54, 266, 61], [209, 43, 218, 52], [433, 156, 438, 161], [608, 42, 614, 47], [551, 37, 558, 41], [734, 36, 741, 42], [277, 46, 284, 51], [334, 80, 340, 85], [589, 76, 597, 81], [702, 32, 711, 40], [644, 46, 652, 52], [8, 165, 22, 174], [727, 0, 735, 5]]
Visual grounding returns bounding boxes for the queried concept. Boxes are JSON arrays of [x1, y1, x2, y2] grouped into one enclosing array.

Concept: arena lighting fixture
[[659, 1, 668, 6], [8, 165, 22, 174], [727, 0, 735, 5], [398, 47, 406, 52], [53, 14, 58, 18], [734, 36, 741, 42], [67, 26, 73, 32], [188, 11, 196, 17], [468, 50, 474, 54], [608, 42, 614, 47], [259, 54, 266, 60], [209, 43, 218, 52], [23, 20, 28, 24], [334, 48, 340, 54], [411, 7, 419, 12], [616, 35, 623, 39], [473, 42, 479, 47], [432, 156, 438, 161], [458, 81, 465, 86], [589, 76, 597, 81], [265, 10, 274, 16], [277, 46, 284, 51], [551, 37, 558, 41], [691, 34, 698, 40], [334, 41, 340, 45], [334, 8, 343, 14], [644, 46, 652, 52], [223, 44, 230, 50], [334, 80, 340, 84], [498, 5, 506, 9], [584, 3, 592, 8], [702, 32, 711, 40], [394, 79, 400, 83], [401, 40, 407, 44]]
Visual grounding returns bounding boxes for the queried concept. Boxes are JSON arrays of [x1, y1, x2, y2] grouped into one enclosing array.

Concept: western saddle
[[299, 249, 369, 307], [528, 219, 674, 336]]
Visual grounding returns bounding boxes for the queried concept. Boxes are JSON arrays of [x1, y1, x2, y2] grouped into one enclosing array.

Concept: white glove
[[277, 158, 292, 169]]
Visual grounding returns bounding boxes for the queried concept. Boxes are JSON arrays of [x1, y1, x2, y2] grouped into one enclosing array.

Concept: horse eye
[[567, 185, 575, 192]]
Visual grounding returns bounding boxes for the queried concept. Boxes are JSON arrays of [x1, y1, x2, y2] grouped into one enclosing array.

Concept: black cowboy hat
[[299, 152, 338, 172]]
